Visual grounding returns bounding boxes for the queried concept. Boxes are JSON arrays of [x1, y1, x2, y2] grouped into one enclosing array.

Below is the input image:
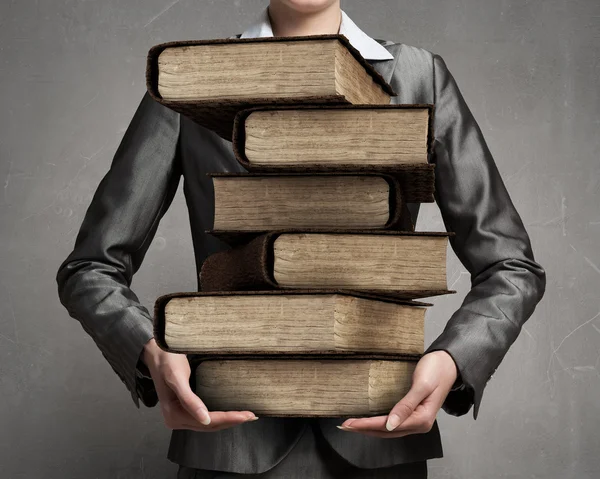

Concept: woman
[[56, 0, 546, 477]]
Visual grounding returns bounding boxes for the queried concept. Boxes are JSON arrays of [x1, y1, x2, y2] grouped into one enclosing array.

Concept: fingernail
[[386, 414, 400, 431], [336, 425, 353, 430], [199, 409, 211, 425], [245, 415, 259, 421]]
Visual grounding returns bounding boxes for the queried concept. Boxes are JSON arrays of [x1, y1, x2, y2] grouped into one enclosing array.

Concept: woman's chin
[[275, 0, 339, 15]]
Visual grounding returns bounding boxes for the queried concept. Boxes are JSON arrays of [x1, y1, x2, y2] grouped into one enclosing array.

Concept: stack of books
[[147, 34, 455, 417]]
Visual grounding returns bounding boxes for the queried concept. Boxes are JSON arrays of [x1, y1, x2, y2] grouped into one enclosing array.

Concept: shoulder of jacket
[[372, 39, 438, 102]]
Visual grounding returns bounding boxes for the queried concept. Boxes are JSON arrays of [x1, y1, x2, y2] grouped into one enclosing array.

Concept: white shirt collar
[[239, 7, 394, 61]]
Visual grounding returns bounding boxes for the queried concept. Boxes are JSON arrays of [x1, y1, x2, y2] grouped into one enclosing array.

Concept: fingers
[[165, 372, 212, 425], [152, 353, 257, 432], [169, 380, 259, 429], [392, 410, 434, 433], [339, 415, 421, 437], [339, 400, 436, 437], [341, 415, 387, 429], [204, 410, 259, 427], [340, 414, 426, 433], [162, 379, 258, 430], [338, 426, 421, 438], [385, 379, 435, 431], [162, 400, 258, 432], [177, 412, 260, 432]]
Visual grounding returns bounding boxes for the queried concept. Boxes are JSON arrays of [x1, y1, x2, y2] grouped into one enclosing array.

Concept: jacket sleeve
[[423, 53, 546, 419], [55, 91, 182, 408]]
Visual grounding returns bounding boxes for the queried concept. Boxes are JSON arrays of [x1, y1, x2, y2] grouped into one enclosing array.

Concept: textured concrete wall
[[1, 0, 598, 477]]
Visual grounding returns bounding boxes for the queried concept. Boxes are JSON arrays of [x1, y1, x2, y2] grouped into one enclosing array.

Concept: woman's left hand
[[337, 350, 459, 438]]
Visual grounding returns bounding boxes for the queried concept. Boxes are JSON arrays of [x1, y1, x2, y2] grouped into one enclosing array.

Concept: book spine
[[382, 174, 414, 231], [200, 233, 276, 292]]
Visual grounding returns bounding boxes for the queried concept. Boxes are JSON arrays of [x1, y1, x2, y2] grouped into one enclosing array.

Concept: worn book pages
[[162, 293, 425, 355], [272, 233, 448, 290], [212, 175, 391, 230], [156, 38, 390, 104], [243, 108, 430, 167], [195, 358, 416, 416]]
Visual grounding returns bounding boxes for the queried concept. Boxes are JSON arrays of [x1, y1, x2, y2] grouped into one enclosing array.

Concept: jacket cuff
[[135, 351, 159, 408], [450, 371, 464, 391], [106, 316, 157, 409]]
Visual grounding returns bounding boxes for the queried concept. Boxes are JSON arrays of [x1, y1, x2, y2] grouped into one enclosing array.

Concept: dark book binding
[[146, 34, 397, 140], [208, 171, 415, 231], [153, 289, 432, 355], [200, 230, 456, 299], [230, 103, 436, 203]]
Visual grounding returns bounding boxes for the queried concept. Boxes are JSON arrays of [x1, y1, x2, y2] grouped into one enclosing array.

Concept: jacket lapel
[[366, 41, 401, 98]]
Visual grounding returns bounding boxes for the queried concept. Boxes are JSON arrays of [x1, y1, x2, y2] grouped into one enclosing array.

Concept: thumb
[[385, 382, 430, 431], [168, 371, 212, 426]]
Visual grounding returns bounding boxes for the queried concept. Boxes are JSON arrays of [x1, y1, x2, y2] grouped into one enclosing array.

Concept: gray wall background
[[1, 0, 598, 477]]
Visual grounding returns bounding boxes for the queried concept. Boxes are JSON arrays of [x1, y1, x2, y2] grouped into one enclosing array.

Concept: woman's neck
[[267, 2, 342, 37]]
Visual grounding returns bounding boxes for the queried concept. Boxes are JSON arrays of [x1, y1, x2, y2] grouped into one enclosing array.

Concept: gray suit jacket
[[55, 37, 546, 473]]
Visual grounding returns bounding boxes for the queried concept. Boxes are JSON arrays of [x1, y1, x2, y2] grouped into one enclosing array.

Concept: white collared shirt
[[239, 7, 394, 61]]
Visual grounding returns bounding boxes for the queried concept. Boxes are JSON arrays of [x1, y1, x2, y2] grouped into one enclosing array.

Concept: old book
[[200, 230, 455, 299], [153, 290, 430, 356], [192, 356, 417, 417], [233, 104, 433, 169], [210, 172, 416, 232], [146, 34, 396, 140]]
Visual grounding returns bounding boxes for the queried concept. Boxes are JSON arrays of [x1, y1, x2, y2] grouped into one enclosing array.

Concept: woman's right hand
[[142, 338, 258, 431]]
